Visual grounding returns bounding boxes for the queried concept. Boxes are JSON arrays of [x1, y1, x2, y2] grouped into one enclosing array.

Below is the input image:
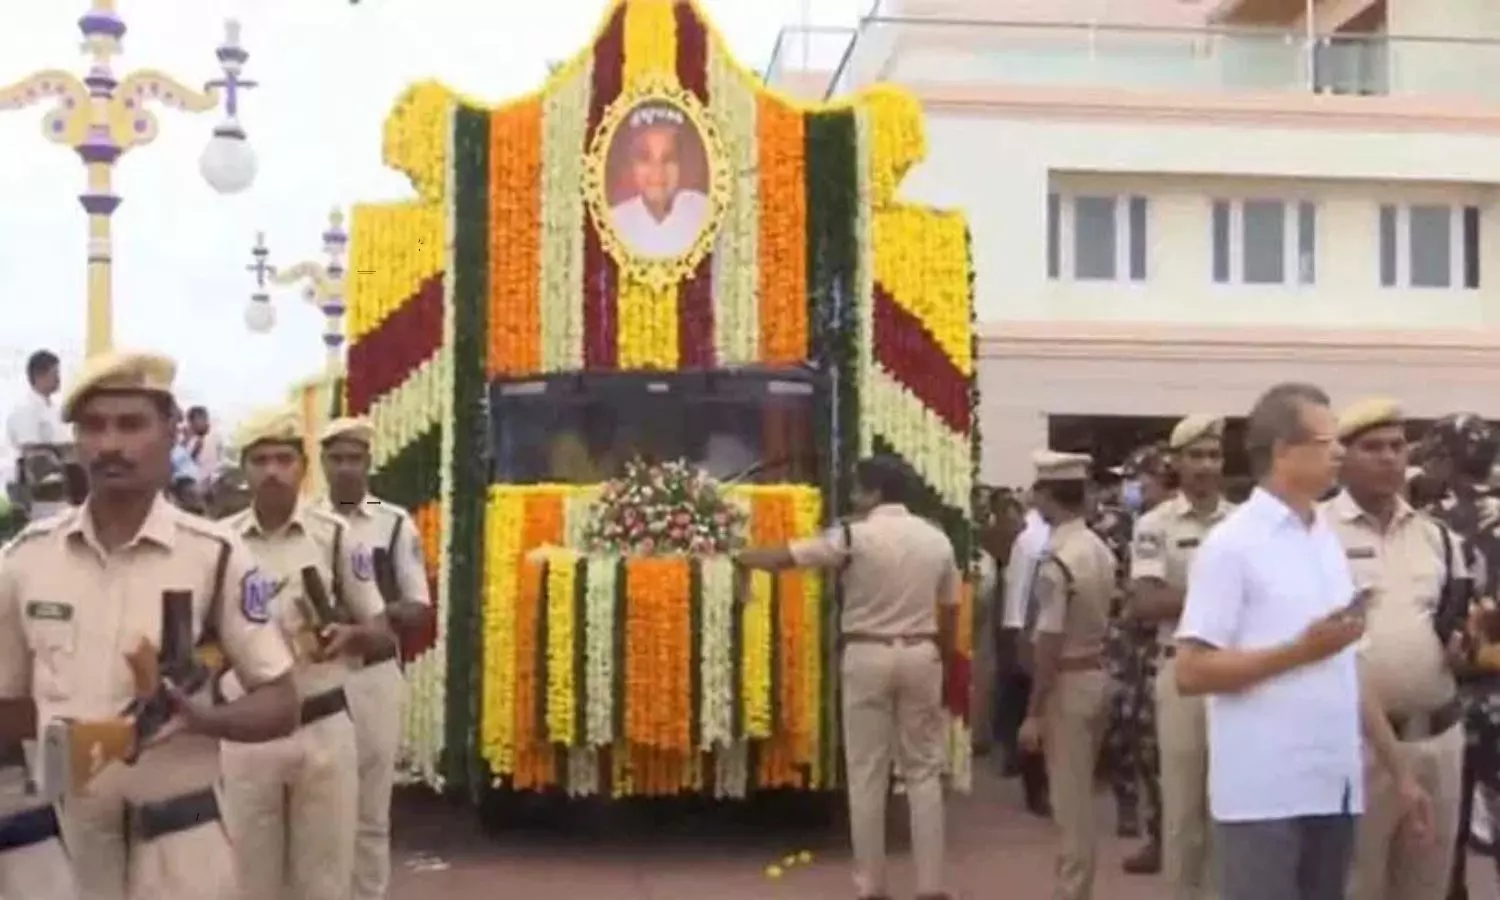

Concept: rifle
[[371, 547, 399, 607], [1433, 525, 1472, 647], [296, 565, 352, 657], [36, 590, 220, 798]]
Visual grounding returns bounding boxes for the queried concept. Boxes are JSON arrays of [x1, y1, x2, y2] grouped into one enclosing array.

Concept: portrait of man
[[605, 102, 712, 260]]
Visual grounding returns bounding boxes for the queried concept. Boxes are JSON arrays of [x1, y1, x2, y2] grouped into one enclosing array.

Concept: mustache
[[89, 454, 134, 475]]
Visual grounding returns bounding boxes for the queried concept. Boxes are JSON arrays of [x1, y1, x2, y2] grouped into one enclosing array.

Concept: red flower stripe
[[944, 653, 971, 719], [677, 257, 714, 369], [871, 282, 971, 434], [582, 5, 625, 370], [673, 3, 713, 368], [345, 273, 445, 415]]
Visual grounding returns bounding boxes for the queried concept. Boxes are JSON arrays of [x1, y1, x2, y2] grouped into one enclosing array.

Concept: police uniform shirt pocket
[[22, 600, 77, 699]]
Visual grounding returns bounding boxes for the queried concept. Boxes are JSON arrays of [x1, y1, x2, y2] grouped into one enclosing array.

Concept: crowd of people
[[0, 348, 431, 900], [953, 386, 1500, 900]]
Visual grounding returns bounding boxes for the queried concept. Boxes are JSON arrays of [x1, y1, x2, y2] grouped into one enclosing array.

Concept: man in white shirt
[[5, 350, 63, 454], [182, 405, 224, 485], [997, 503, 1052, 812], [1175, 382, 1431, 899], [609, 105, 710, 259]]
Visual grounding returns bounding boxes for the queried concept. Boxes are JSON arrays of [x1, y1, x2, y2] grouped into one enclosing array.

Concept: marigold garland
[[756, 95, 809, 365], [545, 550, 580, 746], [487, 98, 543, 376]]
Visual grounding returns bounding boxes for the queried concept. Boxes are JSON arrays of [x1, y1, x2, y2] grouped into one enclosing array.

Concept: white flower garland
[[707, 43, 758, 366], [584, 555, 617, 746], [540, 60, 592, 372], [697, 556, 735, 749], [714, 740, 749, 800]]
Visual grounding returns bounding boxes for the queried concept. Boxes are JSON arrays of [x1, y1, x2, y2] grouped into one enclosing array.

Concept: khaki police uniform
[[789, 502, 959, 899], [316, 410, 431, 900], [1132, 415, 1233, 900], [1026, 451, 1116, 900], [0, 351, 295, 900], [0, 744, 74, 900], [1327, 399, 1465, 900], [221, 409, 388, 900]]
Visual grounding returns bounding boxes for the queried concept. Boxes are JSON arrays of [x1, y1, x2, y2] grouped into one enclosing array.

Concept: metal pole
[[251, 209, 349, 375], [0, 0, 253, 358]]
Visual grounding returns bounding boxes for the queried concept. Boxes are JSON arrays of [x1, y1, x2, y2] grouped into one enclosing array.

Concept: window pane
[[1297, 202, 1317, 284], [1073, 196, 1117, 280], [1410, 205, 1452, 288], [1046, 193, 1060, 279], [1211, 200, 1231, 283], [1463, 205, 1481, 289], [1378, 205, 1397, 287], [1242, 200, 1286, 284], [1128, 196, 1148, 281]]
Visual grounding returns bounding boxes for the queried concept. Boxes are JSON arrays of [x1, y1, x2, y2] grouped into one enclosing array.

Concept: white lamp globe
[[200, 122, 257, 195], [244, 298, 275, 333]]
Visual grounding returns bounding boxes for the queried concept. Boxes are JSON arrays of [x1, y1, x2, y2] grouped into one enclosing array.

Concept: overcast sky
[[0, 0, 865, 429]]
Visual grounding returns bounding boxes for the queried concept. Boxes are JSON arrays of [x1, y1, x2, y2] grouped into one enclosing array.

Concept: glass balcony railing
[[765, 17, 1500, 103]]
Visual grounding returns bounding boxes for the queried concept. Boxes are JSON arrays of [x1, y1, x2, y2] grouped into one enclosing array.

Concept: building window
[[1379, 204, 1481, 289], [1210, 199, 1317, 285], [1047, 193, 1148, 282]]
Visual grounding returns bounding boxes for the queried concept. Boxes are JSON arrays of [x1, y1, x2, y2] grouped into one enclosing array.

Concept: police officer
[[1101, 443, 1171, 872], [1128, 416, 1233, 900], [1018, 450, 1116, 900], [1421, 414, 1500, 900], [221, 407, 395, 900], [316, 416, 432, 900], [0, 350, 300, 900], [1328, 398, 1467, 900], [736, 455, 959, 900]]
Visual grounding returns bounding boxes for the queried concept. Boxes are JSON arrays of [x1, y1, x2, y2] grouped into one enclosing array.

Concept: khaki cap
[[1032, 450, 1092, 483], [1169, 414, 1225, 451], [61, 350, 176, 423], [234, 405, 304, 452], [319, 416, 375, 447], [1337, 397, 1403, 442]]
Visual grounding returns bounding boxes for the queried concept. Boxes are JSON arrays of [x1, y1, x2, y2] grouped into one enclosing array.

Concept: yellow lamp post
[[245, 208, 349, 376]]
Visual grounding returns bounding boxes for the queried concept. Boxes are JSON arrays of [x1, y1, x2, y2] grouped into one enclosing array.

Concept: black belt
[[841, 633, 938, 648], [300, 688, 348, 726], [126, 788, 218, 844], [0, 805, 60, 852], [1388, 696, 1462, 742]]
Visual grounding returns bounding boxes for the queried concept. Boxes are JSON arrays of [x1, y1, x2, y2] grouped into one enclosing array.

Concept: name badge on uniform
[[1134, 533, 1164, 560], [24, 601, 72, 622], [352, 546, 374, 582], [1175, 538, 1200, 549], [1346, 547, 1377, 560], [241, 569, 274, 624]]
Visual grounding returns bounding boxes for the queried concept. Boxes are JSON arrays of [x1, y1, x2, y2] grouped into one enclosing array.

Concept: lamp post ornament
[[246, 208, 349, 375], [0, 0, 257, 359]]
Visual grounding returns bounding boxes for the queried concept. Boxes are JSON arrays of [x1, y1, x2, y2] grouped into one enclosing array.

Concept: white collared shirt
[[6, 390, 63, 451], [1177, 487, 1363, 822], [1001, 509, 1051, 629], [610, 190, 710, 259]]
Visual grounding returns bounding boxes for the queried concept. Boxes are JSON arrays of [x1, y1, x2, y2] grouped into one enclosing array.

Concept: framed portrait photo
[[583, 78, 729, 290]]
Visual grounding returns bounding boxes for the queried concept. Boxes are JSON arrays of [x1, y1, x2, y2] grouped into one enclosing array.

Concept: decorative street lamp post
[[0, 0, 257, 359], [245, 209, 349, 375]]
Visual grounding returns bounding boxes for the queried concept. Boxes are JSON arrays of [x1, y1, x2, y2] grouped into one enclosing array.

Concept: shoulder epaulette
[[175, 509, 237, 542], [1, 515, 64, 555]]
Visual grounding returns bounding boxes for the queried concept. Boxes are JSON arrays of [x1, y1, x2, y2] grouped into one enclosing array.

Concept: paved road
[[390, 766, 1500, 899]]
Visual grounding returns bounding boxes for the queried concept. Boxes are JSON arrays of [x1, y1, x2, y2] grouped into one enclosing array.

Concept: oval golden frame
[[582, 76, 731, 292]]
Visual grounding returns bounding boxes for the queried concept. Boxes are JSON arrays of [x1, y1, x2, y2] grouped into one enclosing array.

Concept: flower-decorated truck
[[341, 0, 979, 801]]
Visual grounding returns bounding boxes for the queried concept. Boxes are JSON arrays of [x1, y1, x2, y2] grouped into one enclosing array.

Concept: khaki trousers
[[1043, 669, 1110, 900], [1348, 721, 1464, 900], [345, 661, 405, 900], [1155, 658, 1215, 900], [841, 640, 947, 897], [972, 594, 996, 749], [221, 711, 359, 900], [59, 789, 233, 900]]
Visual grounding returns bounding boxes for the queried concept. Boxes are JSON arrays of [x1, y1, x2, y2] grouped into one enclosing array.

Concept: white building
[[769, 0, 1500, 484]]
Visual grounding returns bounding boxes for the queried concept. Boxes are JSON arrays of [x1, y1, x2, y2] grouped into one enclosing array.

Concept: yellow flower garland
[[616, 280, 678, 370], [622, 0, 677, 86], [545, 548, 580, 746]]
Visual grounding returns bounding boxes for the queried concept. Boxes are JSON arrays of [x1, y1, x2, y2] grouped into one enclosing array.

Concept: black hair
[[186, 405, 208, 420], [853, 454, 915, 507], [25, 350, 59, 386], [1245, 382, 1331, 478]]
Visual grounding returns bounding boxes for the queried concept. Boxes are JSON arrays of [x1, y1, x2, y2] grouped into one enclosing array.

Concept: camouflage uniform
[[1092, 460, 1163, 843], [1421, 414, 1500, 900]]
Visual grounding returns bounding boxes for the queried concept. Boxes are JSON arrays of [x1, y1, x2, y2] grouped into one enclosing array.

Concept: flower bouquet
[[582, 457, 748, 556]]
